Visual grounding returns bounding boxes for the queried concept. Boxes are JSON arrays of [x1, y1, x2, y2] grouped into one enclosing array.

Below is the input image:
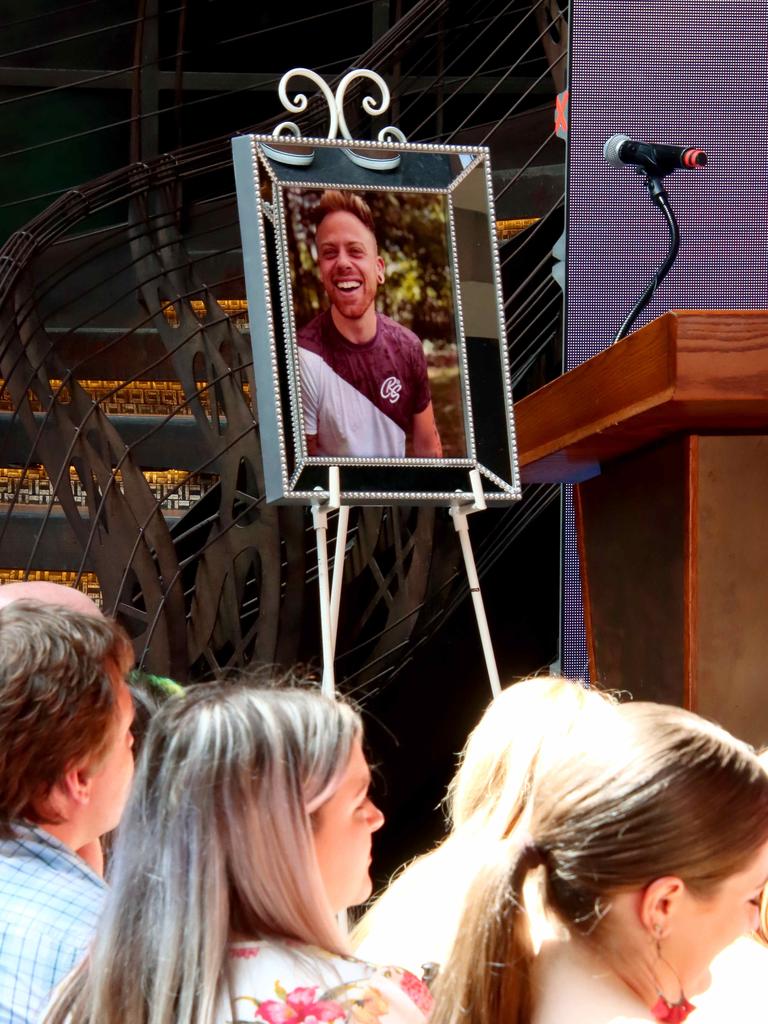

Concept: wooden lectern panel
[[517, 310, 768, 482], [694, 436, 768, 743], [576, 438, 690, 707], [576, 433, 768, 746]]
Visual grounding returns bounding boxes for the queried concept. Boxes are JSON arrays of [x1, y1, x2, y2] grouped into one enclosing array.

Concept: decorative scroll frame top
[[262, 67, 408, 171]]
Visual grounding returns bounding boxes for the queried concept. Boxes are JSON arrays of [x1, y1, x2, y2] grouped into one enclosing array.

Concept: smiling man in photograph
[[297, 189, 443, 459]]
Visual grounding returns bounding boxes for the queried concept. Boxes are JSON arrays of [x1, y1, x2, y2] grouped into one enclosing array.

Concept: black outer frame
[[231, 133, 520, 506]]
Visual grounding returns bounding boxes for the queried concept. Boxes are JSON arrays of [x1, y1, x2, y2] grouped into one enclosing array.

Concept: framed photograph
[[232, 134, 520, 505]]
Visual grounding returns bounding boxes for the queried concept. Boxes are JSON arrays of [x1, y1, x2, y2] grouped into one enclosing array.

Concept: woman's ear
[[639, 876, 686, 939]]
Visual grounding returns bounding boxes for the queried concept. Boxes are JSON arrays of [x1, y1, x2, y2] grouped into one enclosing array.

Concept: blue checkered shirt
[[0, 824, 106, 1024]]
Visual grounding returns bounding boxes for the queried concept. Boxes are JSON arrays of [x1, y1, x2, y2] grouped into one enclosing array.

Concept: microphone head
[[603, 134, 630, 166]]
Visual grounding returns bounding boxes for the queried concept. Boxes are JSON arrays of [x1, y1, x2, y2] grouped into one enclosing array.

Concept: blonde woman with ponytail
[[353, 677, 613, 973], [431, 702, 768, 1024], [44, 683, 432, 1024]]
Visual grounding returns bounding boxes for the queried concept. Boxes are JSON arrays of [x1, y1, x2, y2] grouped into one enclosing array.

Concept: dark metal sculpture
[[0, 0, 566, 688], [0, 161, 450, 684]]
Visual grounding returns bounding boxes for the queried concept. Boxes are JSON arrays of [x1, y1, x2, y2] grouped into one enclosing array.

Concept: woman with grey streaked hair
[[44, 683, 432, 1024]]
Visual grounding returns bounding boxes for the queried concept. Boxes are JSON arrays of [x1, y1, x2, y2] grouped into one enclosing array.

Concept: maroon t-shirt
[[297, 310, 431, 457]]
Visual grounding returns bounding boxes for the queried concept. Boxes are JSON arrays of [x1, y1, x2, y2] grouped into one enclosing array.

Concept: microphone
[[603, 134, 707, 173]]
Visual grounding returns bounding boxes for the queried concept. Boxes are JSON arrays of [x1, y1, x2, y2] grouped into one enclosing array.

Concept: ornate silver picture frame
[[232, 133, 520, 506]]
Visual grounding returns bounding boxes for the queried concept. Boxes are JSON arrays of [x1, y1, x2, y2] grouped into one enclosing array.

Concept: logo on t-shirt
[[380, 376, 402, 404]]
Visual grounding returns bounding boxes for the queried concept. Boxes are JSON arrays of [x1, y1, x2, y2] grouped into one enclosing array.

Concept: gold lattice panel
[[0, 569, 102, 606], [496, 217, 541, 240], [0, 378, 251, 416], [161, 298, 249, 330], [0, 467, 217, 510]]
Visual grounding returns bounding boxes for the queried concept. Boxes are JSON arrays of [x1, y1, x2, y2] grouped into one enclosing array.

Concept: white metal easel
[[311, 466, 501, 700]]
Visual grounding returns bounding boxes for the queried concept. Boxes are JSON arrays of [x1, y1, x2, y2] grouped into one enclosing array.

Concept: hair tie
[[518, 832, 546, 866]]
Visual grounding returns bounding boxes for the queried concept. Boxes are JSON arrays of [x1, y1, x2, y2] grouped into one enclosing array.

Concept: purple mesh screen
[[562, 0, 768, 679]]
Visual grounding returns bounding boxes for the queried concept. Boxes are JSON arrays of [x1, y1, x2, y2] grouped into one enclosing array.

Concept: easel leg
[[450, 501, 502, 699], [312, 467, 344, 697], [310, 475, 350, 937], [312, 504, 336, 697], [329, 506, 350, 659]]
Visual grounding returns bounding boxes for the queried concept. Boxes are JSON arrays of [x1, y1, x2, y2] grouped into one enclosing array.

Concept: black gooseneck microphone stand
[[612, 166, 681, 345]]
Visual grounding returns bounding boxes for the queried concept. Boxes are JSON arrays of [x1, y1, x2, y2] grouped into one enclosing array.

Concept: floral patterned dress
[[220, 940, 433, 1024]]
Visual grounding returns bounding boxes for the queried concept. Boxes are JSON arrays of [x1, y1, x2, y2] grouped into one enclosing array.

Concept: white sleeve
[[298, 347, 319, 436]]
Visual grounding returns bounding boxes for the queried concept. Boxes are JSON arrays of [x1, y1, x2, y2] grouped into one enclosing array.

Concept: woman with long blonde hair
[[353, 676, 614, 972], [431, 701, 768, 1024], [45, 683, 432, 1024]]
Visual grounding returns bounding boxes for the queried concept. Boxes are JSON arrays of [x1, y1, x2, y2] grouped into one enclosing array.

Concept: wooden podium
[[515, 310, 768, 745]]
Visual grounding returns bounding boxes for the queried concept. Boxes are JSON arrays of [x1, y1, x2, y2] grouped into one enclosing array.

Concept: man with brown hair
[[298, 189, 443, 459], [0, 599, 135, 1023]]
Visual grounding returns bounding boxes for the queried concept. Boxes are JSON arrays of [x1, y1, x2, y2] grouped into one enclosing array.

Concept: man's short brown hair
[[315, 189, 377, 240], [0, 600, 134, 837]]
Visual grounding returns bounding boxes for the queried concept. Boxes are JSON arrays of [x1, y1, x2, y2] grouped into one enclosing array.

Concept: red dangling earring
[[650, 931, 695, 1023], [651, 994, 696, 1023]]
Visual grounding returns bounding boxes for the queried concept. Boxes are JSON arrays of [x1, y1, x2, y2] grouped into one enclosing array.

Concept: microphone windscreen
[[603, 134, 629, 166]]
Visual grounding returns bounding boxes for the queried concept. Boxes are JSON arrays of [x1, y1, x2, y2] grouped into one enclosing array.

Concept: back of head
[[0, 580, 102, 616], [534, 702, 768, 905], [51, 682, 362, 1024], [433, 701, 768, 1024], [353, 678, 611, 969], [0, 600, 133, 837], [447, 677, 608, 834]]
